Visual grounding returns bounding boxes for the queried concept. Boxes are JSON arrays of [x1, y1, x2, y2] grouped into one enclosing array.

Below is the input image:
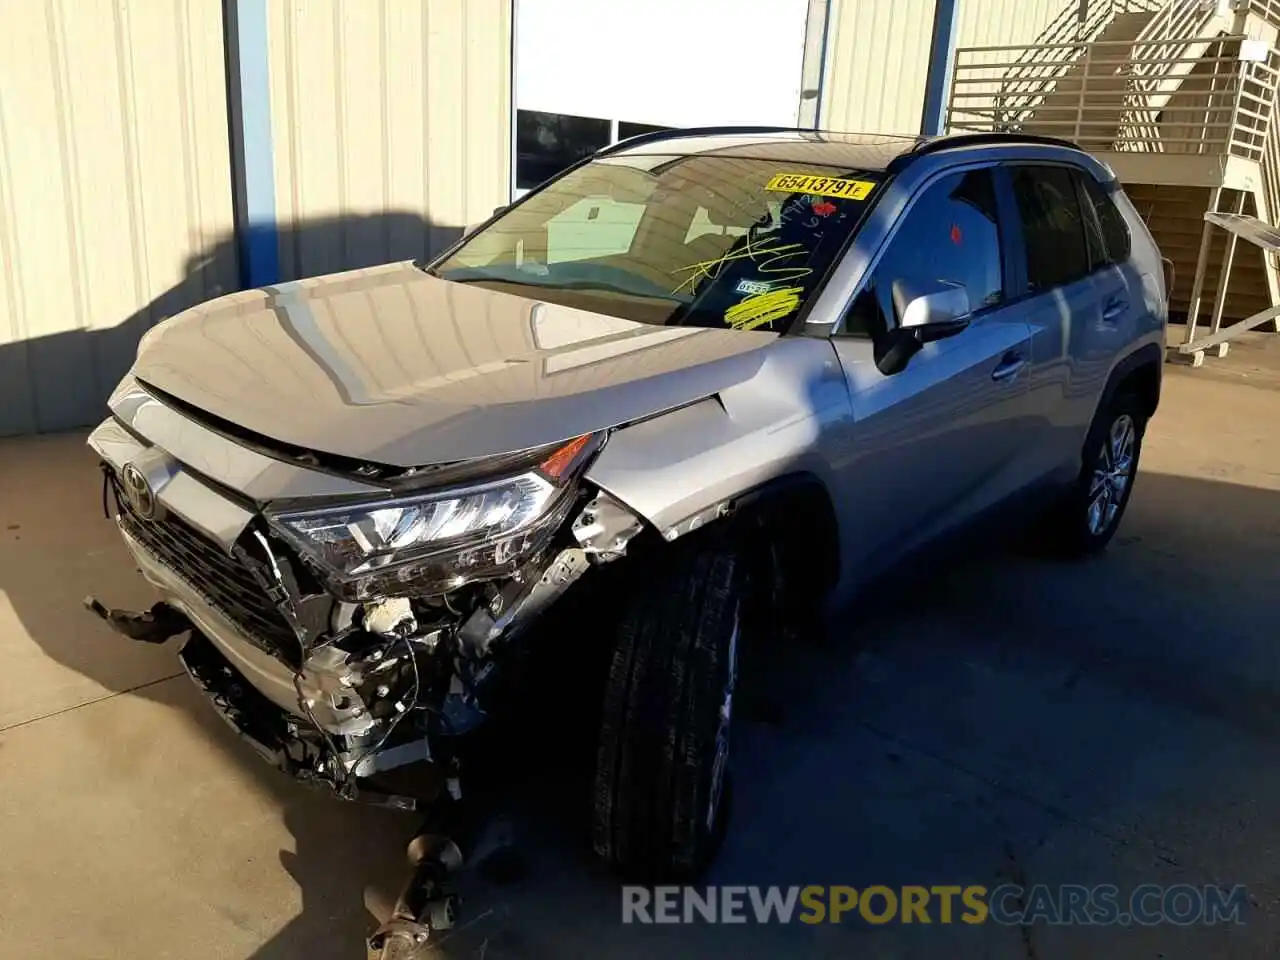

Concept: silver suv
[[88, 129, 1165, 894]]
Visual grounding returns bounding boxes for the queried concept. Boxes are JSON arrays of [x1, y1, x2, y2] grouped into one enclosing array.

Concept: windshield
[[429, 153, 884, 333]]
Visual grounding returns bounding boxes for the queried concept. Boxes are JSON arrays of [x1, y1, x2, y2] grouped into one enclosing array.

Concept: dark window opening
[[516, 109, 611, 190], [618, 121, 672, 141]]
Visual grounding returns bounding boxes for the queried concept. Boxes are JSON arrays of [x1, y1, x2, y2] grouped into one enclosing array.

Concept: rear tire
[[591, 539, 747, 881], [1047, 391, 1146, 556]]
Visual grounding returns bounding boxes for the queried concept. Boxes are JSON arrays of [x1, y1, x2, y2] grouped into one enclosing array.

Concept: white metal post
[[1207, 190, 1247, 355], [1183, 186, 1223, 346]]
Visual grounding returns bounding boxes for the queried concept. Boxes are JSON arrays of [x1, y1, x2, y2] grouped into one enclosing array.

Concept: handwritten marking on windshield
[[671, 235, 812, 295], [725, 286, 805, 331]]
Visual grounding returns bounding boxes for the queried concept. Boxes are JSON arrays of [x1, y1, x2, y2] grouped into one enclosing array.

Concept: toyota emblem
[[121, 462, 157, 520]]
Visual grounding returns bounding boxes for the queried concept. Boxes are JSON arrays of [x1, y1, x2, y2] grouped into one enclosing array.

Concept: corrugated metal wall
[[818, 0, 1073, 136], [0, 0, 513, 437], [267, 0, 512, 282], [0, 0, 237, 437], [820, 0, 936, 135]]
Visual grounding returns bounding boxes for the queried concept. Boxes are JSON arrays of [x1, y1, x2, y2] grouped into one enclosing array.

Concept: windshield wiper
[[553, 278, 680, 300], [439, 275, 541, 286], [440, 273, 680, 301]]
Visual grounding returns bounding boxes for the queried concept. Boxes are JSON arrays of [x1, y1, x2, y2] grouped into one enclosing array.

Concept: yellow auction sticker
[[765, 173, 876, 200]]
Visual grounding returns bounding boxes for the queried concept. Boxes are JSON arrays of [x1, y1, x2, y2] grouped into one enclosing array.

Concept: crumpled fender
[[583, 337, 850, 541]]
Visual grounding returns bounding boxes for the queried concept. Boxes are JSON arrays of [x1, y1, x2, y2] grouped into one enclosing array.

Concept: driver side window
[[845, 169, 1003, 338]]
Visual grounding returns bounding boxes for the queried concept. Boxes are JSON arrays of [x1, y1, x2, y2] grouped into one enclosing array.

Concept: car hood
[[129, 262, 778, 467]]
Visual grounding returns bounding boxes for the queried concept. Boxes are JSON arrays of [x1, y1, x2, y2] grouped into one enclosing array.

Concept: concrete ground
[[2, 333, 1279, 959]]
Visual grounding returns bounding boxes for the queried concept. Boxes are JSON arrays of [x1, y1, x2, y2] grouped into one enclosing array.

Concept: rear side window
[[1078, 174, 1132, 266], [845, 168, 1003, 337], [1010, 166, 1090, 291]]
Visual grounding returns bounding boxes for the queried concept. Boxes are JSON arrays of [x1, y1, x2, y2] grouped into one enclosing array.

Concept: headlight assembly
[[267, 433, 598, 600]]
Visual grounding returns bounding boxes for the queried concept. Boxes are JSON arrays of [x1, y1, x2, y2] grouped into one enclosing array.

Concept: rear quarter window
[[1079, 174, 1132, 265], [1009, 165, 1091, 291]]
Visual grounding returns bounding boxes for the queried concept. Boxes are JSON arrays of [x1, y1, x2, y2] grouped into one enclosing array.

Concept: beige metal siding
[[0, 0, 236, 436], [820, 0, 935, 135], [818, 0, 1073, 136], [268, 0, 512, 282]]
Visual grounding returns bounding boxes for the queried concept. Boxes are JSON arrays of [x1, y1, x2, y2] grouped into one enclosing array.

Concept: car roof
[[604, 127, 1090, 174]]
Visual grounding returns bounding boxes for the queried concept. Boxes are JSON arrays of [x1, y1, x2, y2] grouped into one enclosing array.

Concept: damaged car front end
[[89, 398, 638, 810], [83, 132, 906, 952]]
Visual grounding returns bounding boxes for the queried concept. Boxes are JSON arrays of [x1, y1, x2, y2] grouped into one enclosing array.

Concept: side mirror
[[896, 279, 971, 342], [492, 205, 507, 217], [875, 280, 972, 376]]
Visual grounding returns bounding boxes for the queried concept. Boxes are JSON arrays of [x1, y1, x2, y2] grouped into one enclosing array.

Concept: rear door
[[1007, 163, 1120, 483], [827, 165, 1034, 576], [1076, 171, 1142, 429]]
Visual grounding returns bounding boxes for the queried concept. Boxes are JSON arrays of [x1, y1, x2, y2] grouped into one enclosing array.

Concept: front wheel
[[1048, 391, 1146, 556], [591, 540, 747, 881]]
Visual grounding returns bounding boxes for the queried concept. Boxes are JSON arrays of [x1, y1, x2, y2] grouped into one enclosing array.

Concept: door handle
[[991, 351, 1027, 382], [1102, 297, 1127, 322]]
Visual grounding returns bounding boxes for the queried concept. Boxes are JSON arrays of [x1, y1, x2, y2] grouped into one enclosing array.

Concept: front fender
[[583, 337, 850, 541]]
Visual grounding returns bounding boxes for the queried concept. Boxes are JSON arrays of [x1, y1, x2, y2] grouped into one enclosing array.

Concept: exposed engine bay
[[86, 427, 665, 953], [89, 435, 647, 811]]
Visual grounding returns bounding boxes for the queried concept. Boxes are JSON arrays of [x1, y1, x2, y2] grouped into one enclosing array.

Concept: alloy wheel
[[1087, 413, 1136, 536]]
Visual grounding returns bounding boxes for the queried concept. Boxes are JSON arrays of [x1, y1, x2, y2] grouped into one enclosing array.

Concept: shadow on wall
[[0, 212, 462, 439]]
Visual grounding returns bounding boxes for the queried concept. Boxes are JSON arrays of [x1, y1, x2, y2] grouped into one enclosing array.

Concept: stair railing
[[1241, 0, 1280, 28], [972, 0, 1165, 129], [953, 1, 1223, 135], [1260, 64, 1280, 273], [1117, 0, 1228, 146], [949, 34, 1273, 156]]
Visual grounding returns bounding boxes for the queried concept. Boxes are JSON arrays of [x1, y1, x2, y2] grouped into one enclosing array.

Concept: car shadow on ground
[[11, 452, 1280, 957], [417, 466, 1280, 960], [6, 239, 1280, 958]]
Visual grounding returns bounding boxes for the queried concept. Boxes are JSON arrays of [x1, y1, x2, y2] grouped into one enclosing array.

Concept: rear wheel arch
[[1096, 342, 1163, 427]]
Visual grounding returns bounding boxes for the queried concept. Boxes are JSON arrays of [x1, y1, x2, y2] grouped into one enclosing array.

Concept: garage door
[[513, 0, 812, 191]]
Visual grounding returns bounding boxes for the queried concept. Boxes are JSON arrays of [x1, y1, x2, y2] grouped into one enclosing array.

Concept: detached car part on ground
[[86, 128, 1166, 952]]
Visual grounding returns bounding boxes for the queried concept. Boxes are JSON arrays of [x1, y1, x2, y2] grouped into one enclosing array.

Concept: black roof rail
[[887, 131, 1083, 172], [596, 125, 809, 156]]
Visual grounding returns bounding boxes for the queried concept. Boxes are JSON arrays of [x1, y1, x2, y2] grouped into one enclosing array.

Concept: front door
[[827, 166, 1034, 579]]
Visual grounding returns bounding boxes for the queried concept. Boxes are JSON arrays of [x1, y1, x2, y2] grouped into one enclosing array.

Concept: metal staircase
[[946, 0, 1280, 361]]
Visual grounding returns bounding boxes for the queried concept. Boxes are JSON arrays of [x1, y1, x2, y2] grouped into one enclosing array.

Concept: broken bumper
[[89, 417, 374, 735], [177, 630, 306, 770], [119, 522, 372, 734], [175, 630, 433, 809]]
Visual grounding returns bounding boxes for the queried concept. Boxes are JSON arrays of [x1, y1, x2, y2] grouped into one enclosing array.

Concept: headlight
[[267, 434, 597, 599]]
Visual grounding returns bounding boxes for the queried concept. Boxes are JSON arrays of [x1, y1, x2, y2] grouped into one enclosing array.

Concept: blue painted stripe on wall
[[228, 0, 278, 287], [813, 0, 833, 128], [921, 0, 959, 136]]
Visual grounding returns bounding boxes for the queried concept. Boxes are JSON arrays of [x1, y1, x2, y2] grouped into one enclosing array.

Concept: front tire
[[1048, 391, 1146, 556], [591, 541, 747, 881]]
